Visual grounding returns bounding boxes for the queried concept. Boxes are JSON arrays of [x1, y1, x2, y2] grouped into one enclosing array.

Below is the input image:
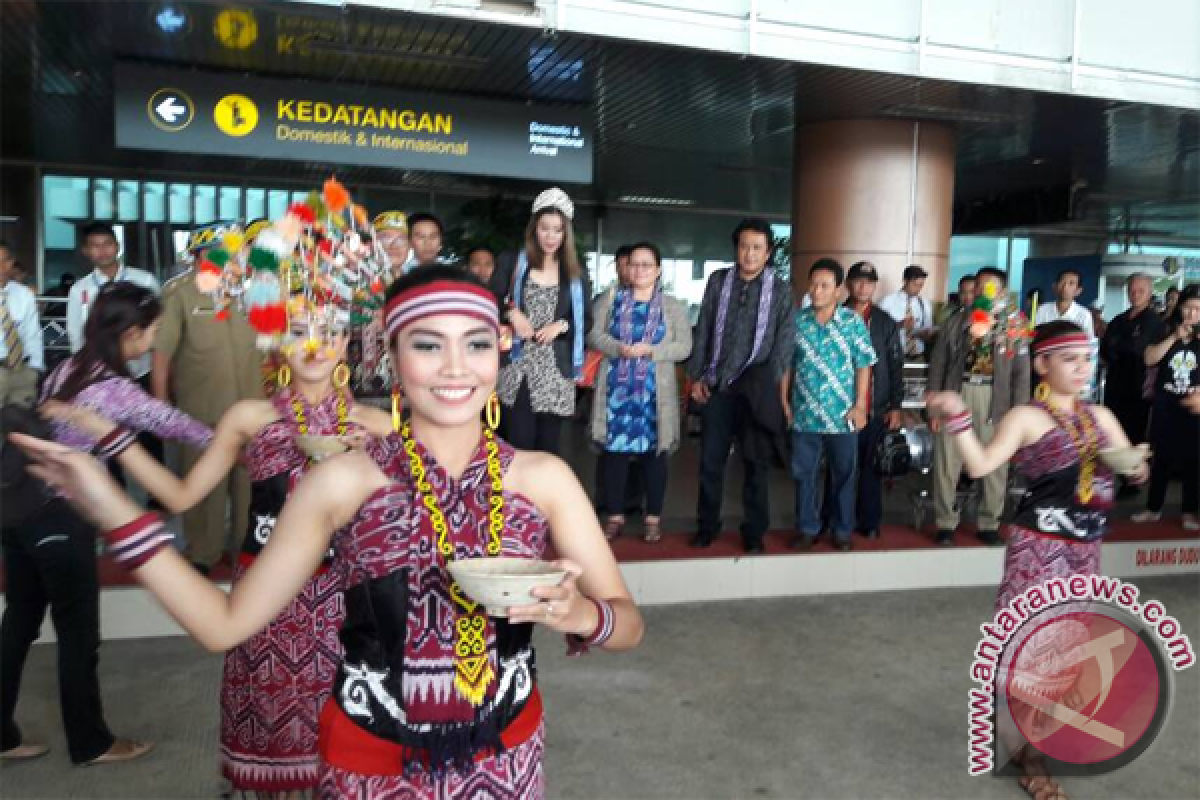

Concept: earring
[[277, 364, 291, 389], [1034, 381, 1051, 403], [333, 363, 350, 389], [485, 391, 502, 431], [391, 388, 403, 433]]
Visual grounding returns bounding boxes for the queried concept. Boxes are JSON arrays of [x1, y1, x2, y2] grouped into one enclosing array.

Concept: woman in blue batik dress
[[588, 242, 692, 543]]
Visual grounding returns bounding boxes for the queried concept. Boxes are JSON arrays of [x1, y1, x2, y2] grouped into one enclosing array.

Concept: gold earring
[[391, 388, 403, 433], [1034, 381, 1051, 403], [333, 363, 350, 389], [485, 391, 502, 431], [276, 364, 291, 389]]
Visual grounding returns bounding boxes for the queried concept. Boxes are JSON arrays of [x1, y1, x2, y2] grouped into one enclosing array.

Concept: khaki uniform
[[156, 271, 264, 568]]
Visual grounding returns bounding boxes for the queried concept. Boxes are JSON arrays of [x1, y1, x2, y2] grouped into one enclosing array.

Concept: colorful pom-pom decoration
[[254, 229, 292, 258], [323, 178, 350, 213], [982, 282, 998, 300], [286, 203, 316, 225], [247, 247, 280, 272]]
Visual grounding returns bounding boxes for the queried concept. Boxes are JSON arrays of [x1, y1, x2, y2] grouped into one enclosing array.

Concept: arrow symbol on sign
[[156, 96, 186, 123]]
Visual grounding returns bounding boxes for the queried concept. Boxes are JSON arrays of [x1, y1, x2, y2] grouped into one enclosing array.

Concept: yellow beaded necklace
[[290, 390, 349, 436], [1039, 398, 1098, 504], [401, 418, 505, 707]]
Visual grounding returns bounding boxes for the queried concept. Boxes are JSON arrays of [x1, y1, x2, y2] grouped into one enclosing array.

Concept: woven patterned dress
[[219, 392, 351, 793], [317, 434, 548, 799]]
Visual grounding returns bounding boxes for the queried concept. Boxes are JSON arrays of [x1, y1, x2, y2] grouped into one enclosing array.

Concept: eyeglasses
[[628, 262, 658, 270]]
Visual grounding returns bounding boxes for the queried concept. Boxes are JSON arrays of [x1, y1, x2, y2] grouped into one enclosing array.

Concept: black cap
[[847, 262, 879, 282], [903, 265, 928, 282]]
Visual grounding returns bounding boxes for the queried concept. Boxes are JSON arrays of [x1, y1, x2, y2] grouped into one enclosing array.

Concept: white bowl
[[1098, 444, 1151, 476], [295, 434, 349, 461], [447, 557, 567, 617]]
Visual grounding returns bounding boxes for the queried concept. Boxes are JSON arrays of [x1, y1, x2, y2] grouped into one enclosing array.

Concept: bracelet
[[93, 427, 137, 460], [105, 512, 172, 571], [566, 597, 615, 657], [944, 410, 973, 435]]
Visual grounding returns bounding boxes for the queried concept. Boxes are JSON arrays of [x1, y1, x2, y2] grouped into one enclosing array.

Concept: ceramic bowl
[[1097, 444, 1151, 476], [447, 557, 568, 617], [295, 434, 349, 461]]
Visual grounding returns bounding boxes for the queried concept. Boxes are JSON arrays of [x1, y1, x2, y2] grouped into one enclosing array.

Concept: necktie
[[905, 297, 917, 355], [1, 288, 25, 368]]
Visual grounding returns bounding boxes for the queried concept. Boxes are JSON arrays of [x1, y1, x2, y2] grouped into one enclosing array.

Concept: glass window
[[245, 188, 266, 221], [117, 180, 140, 221], [194, 185, 217, 224], [92, 178, 114, 220], [168, 184, 192, 224], [42, 175, 90, 251], [219, 187, 241, 221], [144, 182, 166, 223], [267, 190, 290, 220]]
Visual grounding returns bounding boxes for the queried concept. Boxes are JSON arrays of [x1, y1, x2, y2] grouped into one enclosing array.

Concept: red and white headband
[[1032, 331, 1090, 356], [384, 280, 500, 340]]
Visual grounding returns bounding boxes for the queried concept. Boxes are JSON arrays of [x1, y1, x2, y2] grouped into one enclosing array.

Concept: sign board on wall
[[114, 62, 593, 183]]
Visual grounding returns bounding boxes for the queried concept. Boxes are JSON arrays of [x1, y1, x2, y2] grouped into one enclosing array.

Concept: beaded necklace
[[289, 389, 349, 436], [1037, 398, 1098, 504], [401, 418, 505, 707]]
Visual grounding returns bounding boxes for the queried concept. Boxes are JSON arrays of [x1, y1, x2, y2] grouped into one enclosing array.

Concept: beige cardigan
[[587, 288, 693, 454]]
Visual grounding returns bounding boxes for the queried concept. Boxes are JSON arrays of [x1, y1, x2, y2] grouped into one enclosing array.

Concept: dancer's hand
[[925, 391, 966, 418], [1127, 460, 1149, 485], [7, 433, 142, 530], [39, 400, 116, 438], [506, 559, 592, 635]]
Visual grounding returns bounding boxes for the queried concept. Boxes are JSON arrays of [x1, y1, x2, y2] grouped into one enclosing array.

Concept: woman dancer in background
[[16, 266, 642, 797], [928, 321, 1146, 800], [2, 282, 211, 767]]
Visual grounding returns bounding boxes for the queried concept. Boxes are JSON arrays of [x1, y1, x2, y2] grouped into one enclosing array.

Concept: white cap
[[531, 187, 574, 220]]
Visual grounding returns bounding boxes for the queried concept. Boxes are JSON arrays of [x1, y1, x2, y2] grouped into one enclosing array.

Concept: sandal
[[643, 517, 662, 544], [81, 738, 154, 766], [0, 742, 49, 761], [604, 516, 624, 541]]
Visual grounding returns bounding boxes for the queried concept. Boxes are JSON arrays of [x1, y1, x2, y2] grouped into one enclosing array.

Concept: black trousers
[[1108, 393, 1150, 446], [502, 380, 565, 455], [595, 455, 646, 514], [1147, 411, 1199, 514], [602, 451, 667, 517], [696, 389, 769, 543], [1, 501, 114, 763]]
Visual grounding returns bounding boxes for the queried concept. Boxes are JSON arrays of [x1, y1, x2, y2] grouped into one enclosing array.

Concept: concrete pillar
[[791, 119, 957, 303]]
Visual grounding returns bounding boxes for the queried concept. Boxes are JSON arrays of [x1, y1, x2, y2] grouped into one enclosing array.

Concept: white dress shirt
[[0, 280, 45, 370], [879, 289, 934, 355], [1034, 301, 1095, 339], [67, 265, 161, 378]]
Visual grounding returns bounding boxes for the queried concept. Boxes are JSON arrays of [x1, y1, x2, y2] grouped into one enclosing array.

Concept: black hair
[[1165, 284, 1199, 331], [959, 274, 977, 288], [1165, 286, 1181, 298], [1055, 268, 1082, 284], [383, 264, 496, 346], [52, 282, 161, 402], [80, 221, 117, 242], [809, 258, 845, 287], [615, 245, 634, 261], [406, 213, 444, 237], [463, 244, 495, 261], [1032, 321, 1088, 378], [731, 218, 775, 258], [627, 241, 662, 266], [975, 266, 1007, 287]]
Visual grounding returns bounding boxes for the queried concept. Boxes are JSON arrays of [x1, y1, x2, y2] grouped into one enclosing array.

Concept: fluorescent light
[[617, 195, 695, 206]]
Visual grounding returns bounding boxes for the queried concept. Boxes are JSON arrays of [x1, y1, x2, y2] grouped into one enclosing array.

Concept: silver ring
[[545, 603, 555, 616]]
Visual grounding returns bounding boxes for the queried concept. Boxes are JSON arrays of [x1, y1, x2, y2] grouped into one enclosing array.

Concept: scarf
[[509, 252, 585, 379], [613, 288, 665, 394], [704, 267, 775, 387]]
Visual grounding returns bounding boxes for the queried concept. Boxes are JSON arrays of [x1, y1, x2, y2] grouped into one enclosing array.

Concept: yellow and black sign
[[146, 87, 194, 132], [214, 94, 259, 137], [116, 62, 593, 183], [213, 9, 257, 50]]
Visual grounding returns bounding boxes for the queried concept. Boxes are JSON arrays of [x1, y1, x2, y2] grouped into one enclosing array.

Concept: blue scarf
[[509, 252, 585, 380]]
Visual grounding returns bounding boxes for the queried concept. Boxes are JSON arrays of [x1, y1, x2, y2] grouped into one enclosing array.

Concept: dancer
[[927, 321, 1146, 800], [15, 265, 643, 798], [2, 282, 212, 767]]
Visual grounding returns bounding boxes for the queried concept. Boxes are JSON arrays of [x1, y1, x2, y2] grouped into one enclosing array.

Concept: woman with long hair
[[14, 265, 643, 798], [588, 242, 692, 542], [1, 282, 211, 767], [1133, 283, 1199, 530], [496, 188, 593, 454], [927, 320, 1147, 800]]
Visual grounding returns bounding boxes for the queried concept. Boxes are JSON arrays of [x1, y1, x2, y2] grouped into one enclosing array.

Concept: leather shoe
[[935, 529, 955, 546], [743, 540, 765, 555], [789, 535, 814, 551], [976, 529, 1001, 546], [861, 529, 880, 540], [833, 539, 852, 552], [690, 533, 714, 549]]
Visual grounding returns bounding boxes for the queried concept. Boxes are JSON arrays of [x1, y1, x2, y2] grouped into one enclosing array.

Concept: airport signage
[[114, 62, 593, 183]]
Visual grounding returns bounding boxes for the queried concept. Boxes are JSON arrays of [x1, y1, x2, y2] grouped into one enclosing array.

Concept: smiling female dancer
[[18, 265, 643, 798], [928, 320, 1147, 800]]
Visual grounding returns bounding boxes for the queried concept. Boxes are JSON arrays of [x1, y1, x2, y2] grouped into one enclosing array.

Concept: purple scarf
[[613, 289, 664, 396], [704, 267, 775, 387]]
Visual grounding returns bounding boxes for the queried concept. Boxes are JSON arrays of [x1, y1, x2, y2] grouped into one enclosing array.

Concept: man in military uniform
[[152, 227, 263, 572]]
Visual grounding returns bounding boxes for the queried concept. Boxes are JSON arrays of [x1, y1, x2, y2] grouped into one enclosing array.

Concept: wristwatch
[[559, 319, 570, 333]]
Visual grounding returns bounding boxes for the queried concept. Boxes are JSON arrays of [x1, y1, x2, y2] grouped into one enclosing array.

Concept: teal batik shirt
[[790, 306, 877, 434]]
